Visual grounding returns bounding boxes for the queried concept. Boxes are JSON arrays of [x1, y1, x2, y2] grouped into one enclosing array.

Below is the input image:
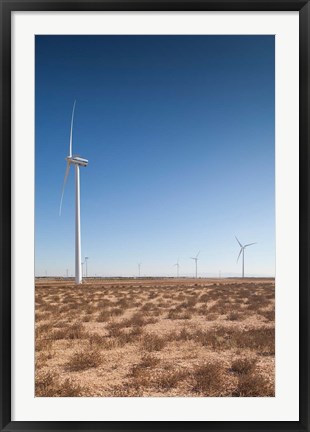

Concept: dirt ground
[[35, 278, 275, 397]]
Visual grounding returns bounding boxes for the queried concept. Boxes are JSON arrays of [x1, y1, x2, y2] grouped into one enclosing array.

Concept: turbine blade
[[235, 236, 242, 247], [244, 242, 257, 248], [237, 248, 242, 262], [69, 100, 76, 158], [196, 250, 200, 258], [59, 161, 71, 216]]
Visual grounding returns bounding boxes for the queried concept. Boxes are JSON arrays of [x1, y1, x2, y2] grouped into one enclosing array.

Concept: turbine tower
[[59, 101, 88, 285], [174, 258, 180, 278], [85, 256, 89, 278], [190, 251, 200, 278], [235, 236, 256, 278], [138, 263, 141, 278]]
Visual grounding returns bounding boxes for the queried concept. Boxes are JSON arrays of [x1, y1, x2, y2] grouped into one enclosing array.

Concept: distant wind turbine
[[59, 101, 88, 285], [138, 263, 141, 278], [235, 236, 256, 278], [85, 256, 89, 278], [174, 258, 180, 278], [190, 251, 200, 278]]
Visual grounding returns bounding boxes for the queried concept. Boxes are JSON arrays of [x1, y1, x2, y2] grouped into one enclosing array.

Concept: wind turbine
[[59, 101, 88, 285], [173, 258, 180, 278], [235, 236, 256, 278], [190, 251, 200, 278], [85, 256, 89, 278], [138, 263, 141, 278]]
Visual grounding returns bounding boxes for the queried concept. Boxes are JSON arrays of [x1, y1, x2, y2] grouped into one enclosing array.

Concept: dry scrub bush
[[141, 302, 156, 312], [199, 293, 209, 303], [36, 337, 53, 352], [139, 354, 160, 368], [97, 310, 112, 322], [130, 354, 159, 379], [155, 369, 187, 390], [230, 357, 257, 375], [110, 307, 124, 317], [36, 370, 83, 397], [66, 348, 102, 371], [191, 362, 225, 395], [176, 327, 193, 342], [106, 313, 157, 331], [35, 350, 54, 369], [226, 311, 241, 321], [234, 372, 274, 397], [88, 333, 106, 347], [167, 309, 192, 320], [124, 313, 146, 327], [142, 334, 166, 352], [259, 310, 275, 321], [195, 327, 274, 354], [130, 358, 186, 391], [117, 327, 143, 345], [204, 312, 218, 321], [51, 322, 86, 340]]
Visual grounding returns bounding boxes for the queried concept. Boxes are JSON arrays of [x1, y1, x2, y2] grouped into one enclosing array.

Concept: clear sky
[[35, 35, 275, 278]]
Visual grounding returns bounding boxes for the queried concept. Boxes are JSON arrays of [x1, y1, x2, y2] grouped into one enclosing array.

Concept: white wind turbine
[[235, 236, 256, 278], [59, 101, 88, 285], [173, 258, 180, 278], [190, 251, 200, 278]]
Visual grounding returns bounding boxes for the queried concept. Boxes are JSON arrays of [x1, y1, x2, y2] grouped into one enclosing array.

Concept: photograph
[[35, 34, 275, 398]]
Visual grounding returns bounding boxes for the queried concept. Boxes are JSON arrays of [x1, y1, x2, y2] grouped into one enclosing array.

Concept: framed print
[[1, 1, 309, 431]]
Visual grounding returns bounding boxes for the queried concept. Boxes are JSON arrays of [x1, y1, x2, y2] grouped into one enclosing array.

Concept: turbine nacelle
[[66, 155, 89, 167]]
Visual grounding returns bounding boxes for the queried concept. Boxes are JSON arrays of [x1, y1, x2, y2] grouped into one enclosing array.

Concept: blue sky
[[35, 35, 275, 277]]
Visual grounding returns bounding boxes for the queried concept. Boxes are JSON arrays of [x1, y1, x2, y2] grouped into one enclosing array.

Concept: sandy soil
[[35, 278, 275, 397]]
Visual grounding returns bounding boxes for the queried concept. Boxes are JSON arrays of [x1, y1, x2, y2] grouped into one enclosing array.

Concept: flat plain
[[35, 278, 275, 397]]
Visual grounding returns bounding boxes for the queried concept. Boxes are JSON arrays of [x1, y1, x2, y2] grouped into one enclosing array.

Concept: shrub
[[234, 372, 274, 397], [36, 370, 83, 397], [155, 369, 187, 390], [230, 358, 257, 375], [36, 337, 53, 352], [226, 312, 240, 321], [199, 293, 209, 303], [142, 334, 166, 352], [66, 348, 101, 371], [51, 322, 85, 340], [191, 362, 225, 395], [96, 310, 112, 322]]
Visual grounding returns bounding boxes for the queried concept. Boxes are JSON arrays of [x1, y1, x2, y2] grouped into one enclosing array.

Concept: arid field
[[35, 278, 275, 397]]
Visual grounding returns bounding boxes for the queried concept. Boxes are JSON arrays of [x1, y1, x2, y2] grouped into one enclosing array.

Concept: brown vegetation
[[35, 278, 275, 397]]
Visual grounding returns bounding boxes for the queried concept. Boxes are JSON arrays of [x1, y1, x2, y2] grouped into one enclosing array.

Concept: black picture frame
[[1, 1, 309, 431]]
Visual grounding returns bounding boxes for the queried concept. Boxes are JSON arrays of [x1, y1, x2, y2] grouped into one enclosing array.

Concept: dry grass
[[191, 362, 226, 395], [234, 372, 274, 397], [142, 333, 166, 352], [35, 278, 275, 397], [66, 348, 102, 371], [36, 370, 84, 397], [230, 357, 257, 375]]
